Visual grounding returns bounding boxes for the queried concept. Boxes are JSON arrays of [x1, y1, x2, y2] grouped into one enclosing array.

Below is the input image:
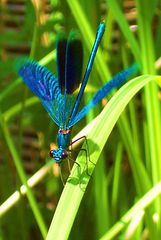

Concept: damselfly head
[[49, 148, 68, 163]]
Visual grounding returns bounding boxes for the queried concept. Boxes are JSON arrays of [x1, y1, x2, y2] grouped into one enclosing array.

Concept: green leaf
[[46, 75, 161, 240]]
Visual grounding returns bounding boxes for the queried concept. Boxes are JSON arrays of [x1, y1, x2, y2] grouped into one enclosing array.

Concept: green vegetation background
[[0, 1, 161, 240]]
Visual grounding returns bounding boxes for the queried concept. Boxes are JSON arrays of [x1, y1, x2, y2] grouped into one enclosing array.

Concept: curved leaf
[[46, 75, 161, 240]]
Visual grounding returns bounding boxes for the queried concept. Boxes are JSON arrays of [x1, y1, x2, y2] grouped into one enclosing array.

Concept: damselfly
[[17, 22, 138, 165]]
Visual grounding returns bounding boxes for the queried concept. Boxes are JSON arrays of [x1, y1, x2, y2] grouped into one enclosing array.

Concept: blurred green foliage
[[0, 0, 161, 240]]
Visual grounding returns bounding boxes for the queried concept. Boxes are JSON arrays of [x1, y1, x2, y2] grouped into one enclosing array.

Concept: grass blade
[[46, 75, 160, 240]]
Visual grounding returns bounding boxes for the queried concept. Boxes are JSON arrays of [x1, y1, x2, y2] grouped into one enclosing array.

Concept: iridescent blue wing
[[56, 31, 83, 128], [17, 31, 83, 129], [68, 63, 139, 128], [17, 59, 61, 126], [56, 32, 67, 94], [57, 31, 83, 94], [65, 31, 83, 94]]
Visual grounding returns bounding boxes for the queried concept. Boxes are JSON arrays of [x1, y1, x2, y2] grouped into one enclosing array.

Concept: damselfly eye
[[49, 150, 54, 158], [61, 151, 68, 159]]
